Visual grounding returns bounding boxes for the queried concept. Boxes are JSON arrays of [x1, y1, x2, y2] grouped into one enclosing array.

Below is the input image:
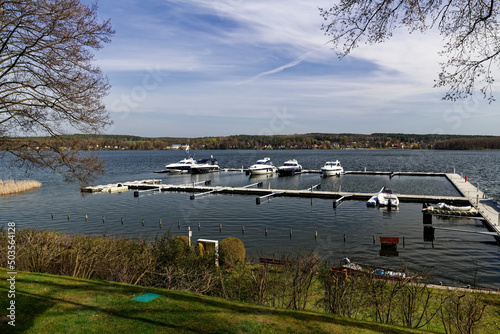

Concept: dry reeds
[[0, 179, 42, 195]]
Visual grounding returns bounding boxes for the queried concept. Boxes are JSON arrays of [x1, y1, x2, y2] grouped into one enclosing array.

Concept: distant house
[[168, 144, 181, 150]]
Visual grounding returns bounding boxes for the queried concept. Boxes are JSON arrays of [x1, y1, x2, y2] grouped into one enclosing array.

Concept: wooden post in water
[[51, 212, 53, 220], [102, 216, 105, 224], [67, 213, 70, 221], [159, 219, 162, 229], [198, 222, 200, 231], [290, 229, 292, 239], [265, 227, 268, 236], [242, 226, 245, 234], [142, 218, 144, 226], [178, 221, 180, 229], [373, 235, 376, 244], [403, 237, 405, 248], [344, 233, 346, 242], [219, 224, 222, 232], [315, 231, 318, 241], [85, 214, 88, 222], [121, 217, 124, 225]]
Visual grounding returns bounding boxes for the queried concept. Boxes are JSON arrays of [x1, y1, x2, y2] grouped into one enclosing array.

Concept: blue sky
[[90, 0, 500, 137]]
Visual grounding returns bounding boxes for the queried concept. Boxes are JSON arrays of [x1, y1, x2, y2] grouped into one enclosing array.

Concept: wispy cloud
[[90, 0, 500, 136]]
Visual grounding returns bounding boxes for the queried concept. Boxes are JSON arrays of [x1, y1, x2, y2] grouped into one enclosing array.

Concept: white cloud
[[91, 0, 499, 136]]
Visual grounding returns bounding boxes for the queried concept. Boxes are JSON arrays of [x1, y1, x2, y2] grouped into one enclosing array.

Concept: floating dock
[[81, 171, 500, 237], [445, 173, 500, 236]]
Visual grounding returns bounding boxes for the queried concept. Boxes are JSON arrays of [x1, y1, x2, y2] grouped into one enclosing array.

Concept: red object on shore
[[379, 237, 399, 244], [465, 175, 468, 182]]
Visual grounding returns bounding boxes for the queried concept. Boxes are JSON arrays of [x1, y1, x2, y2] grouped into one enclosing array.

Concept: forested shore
[[8, 133, 500, 151]]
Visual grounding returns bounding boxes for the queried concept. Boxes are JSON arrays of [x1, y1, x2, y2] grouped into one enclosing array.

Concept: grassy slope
[[0, 268, 434, 334]]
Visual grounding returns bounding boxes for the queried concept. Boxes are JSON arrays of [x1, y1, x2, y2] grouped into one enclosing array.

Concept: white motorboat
[[278, 159, 302, 176], [321, 160, 344, 176], [190, 156, 220, 174], [164, 157, 196, 173], [377, 187, 399, 207], [248, 157, 277, 175], [366, 195, 379, 207]]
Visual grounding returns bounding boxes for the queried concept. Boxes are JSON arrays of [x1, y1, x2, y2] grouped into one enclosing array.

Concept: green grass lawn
[[0, 268, 437, 334]]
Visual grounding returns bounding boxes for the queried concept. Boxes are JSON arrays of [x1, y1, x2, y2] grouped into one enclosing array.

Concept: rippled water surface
[[1, 149, 499, 288]]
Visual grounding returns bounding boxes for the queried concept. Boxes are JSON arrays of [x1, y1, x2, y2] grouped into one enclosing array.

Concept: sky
[[89, 0, 500, 137]]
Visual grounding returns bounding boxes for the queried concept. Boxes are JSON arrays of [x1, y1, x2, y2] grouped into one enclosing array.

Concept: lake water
[[1, 149, 500, 288]]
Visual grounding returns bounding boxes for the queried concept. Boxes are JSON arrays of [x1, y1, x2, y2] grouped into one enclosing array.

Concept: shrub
[[219, 237, 245, 269]]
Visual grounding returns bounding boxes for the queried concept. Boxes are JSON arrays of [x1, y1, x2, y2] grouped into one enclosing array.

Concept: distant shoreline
[[0, 180, 42, 196]]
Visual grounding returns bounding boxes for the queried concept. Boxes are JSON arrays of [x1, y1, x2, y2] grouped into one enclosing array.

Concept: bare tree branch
[[0, 0, 114, 184], [320, 0, 500, 102]]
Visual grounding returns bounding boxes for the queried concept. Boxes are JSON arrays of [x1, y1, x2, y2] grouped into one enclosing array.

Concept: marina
[[82, 170, 471, 204], [82, 169, 500, 240], [3, 149, 500, 289]]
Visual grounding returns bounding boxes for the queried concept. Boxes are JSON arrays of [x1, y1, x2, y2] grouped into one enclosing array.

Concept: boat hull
[[278, 167, 301, 176], [190, 166, 220, 174], [321, 168, 343, 176], [249, 167, 277, 175]]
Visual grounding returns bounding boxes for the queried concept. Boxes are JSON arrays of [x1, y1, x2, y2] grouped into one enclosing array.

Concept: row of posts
[[51, 213, 407, 243]]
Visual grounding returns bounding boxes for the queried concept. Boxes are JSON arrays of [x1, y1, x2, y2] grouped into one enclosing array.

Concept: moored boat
[[278, 159, 302, 176], [321, 160, 344, 176], [248, 157, 277, 175], [377, 187, 399, 207], [190, 156, 220, 174], [422, 202, 479, 215], [164, 157, 196, 173], [331, 258, 420, 281]]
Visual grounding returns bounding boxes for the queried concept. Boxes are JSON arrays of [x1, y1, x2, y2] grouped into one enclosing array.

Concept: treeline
[[0, 229, 494, 333], [7, 133, 500, 151], [16, 133, 500, 151], [434, 137, 500, 150]]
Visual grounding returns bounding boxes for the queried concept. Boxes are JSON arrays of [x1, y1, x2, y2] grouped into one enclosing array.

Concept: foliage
[[319, 0, 500, 102], [219, 237, 246, 269], [1, 267, 442, 334], [0, 0, 114, 184], [0, 229, 496, 333], [16, 133, 500, 151]]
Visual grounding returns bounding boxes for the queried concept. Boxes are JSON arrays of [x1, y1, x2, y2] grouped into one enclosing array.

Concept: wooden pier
[[81, 171, 500, 239], [114, 180, 468, 204], [445, 174, 500, 236]]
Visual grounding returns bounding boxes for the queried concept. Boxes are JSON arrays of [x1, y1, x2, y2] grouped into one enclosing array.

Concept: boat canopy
[[196, 158, 218, 164]]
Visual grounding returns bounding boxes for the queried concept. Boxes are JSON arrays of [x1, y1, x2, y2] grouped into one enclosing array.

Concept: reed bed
[[0, 179, 42, 195]]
